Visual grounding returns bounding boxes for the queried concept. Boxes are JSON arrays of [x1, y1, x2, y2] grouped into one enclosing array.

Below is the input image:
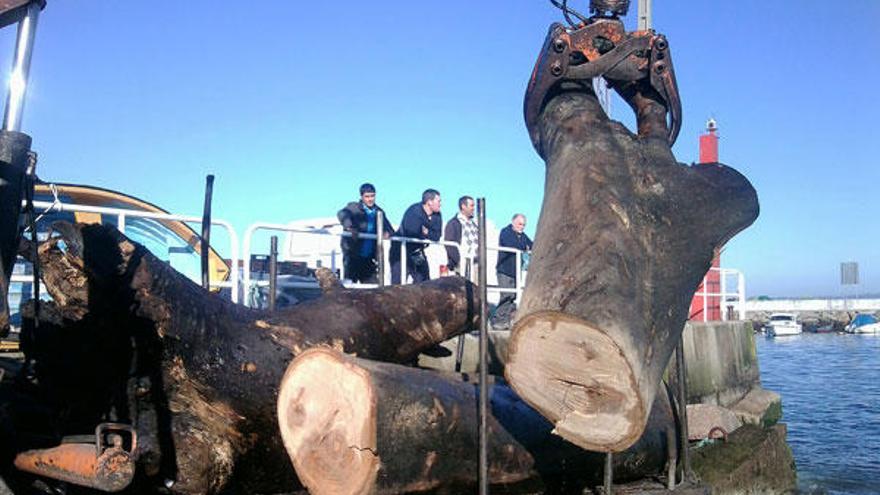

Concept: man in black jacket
[[444, 195, 477, 280], [337, 183, 393, 283], [391, 189, 442, 284], [494, 213, 533, 327]]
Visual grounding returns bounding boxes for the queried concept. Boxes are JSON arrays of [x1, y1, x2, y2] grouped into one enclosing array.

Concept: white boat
[[844, 313, 880, 334], [764, 313, 803, 336]]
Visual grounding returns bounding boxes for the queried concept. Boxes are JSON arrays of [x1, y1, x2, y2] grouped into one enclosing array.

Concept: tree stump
[[278, 348, 677, 495], [506, 82, 759, 452], [15, 222, 480, 493]]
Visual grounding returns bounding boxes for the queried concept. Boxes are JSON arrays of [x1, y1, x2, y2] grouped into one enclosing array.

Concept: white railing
[[15, 200, 241, 303], [691, 266, 745, 322], [6, 201, 752, 323], [744, 298, 880, 314], [241, 222, 526, 308]]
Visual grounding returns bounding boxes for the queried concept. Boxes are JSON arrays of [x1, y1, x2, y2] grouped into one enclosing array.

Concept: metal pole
[[268, 236, 278, 311], [477, 198, 489, 495], [24, 152, 38, 328], [675, 338, 692, 480], [376, 211, 385, 287], [514, 250, 522, 303], [637, 0, 652, 31], [454, 333, 466, 373], [666, 426, 677, 490], [454, 256, 471, 372], [3, 1, 41, 132], [604, 452, 613, 494], [200, 174, 214, 290]]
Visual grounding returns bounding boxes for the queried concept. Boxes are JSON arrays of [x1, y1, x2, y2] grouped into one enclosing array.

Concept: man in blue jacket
[[391, 189, 442, 284], [494, 213, 533, 327], [337, 183, 394, 283]]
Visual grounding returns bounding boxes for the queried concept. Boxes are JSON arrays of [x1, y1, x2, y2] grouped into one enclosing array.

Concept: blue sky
[[2, 1, 878, 297]]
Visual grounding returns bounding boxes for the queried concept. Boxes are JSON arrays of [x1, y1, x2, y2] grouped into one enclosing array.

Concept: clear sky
[[2, 1, 878, 298]]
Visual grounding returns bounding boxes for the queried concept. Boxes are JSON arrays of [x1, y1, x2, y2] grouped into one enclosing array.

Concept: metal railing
[[241, 222, 527, 308], [6, 199, 748, 326], [691, 266, 745, 322], [12, 200, 241, 303]]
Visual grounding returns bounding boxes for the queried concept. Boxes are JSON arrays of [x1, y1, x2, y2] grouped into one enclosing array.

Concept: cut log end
[[277, 348, 378, 495], [506, 311, 645, 452]]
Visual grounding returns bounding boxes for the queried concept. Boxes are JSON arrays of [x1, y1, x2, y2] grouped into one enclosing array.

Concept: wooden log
[[506, 83, 759, 452], [278, 348, 677, 495], [19, 222, 480, 494]]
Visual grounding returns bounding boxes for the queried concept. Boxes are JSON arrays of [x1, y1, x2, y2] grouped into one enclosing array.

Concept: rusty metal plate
[[0, 1, 43, 30], [0, 1, 30, 14]]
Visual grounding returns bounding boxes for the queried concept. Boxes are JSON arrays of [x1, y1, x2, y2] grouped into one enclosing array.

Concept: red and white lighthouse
[[689, 119, 723, 321]]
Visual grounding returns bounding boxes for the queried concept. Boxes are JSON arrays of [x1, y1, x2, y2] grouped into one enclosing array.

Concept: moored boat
[[764, 313, 803, 336], [844, 313, 880, 334]]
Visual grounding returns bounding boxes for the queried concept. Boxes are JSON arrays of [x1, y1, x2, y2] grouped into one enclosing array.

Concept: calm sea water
[[756, 333, 880, 494]]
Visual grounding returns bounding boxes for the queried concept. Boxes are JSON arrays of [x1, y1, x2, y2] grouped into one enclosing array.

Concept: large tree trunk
[[15, 222, 480, 494], [506, 83, 759, 452], [278, 348, 677, 495]]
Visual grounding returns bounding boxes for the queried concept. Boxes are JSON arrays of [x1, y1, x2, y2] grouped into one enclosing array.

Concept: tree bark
[[506, 82, 759, 452], [18, 222, 480, 494], [278, 348, 677, 495]]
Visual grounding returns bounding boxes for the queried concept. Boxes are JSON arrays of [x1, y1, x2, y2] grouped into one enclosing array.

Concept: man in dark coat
[[494, 213, 533, 327], [390, 189, 442, 284], [337, 183, 393, 283], [444, 195, 478, 280]]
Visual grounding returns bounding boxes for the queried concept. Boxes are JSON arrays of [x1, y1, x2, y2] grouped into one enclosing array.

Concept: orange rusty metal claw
[[524, 14, 682, 157], [13, 422, 137, 492]]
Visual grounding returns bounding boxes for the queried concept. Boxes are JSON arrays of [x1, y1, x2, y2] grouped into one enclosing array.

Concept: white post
[[738, 271, 746, 320], [637, 0, 652, 31], [117, 213, 126, 234], [332, 248, 341, 280], [514, 250, 522, 302], [720, 269, 727, 321], [401, 240, 408, 284], [702, 274, 708, 323], [227, 224, 240, 304], [638, 0, 652, 31]]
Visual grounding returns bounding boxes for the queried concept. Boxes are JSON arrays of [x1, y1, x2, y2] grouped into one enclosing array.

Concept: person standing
[[444, 196, 478, 280], [494, 213, 533, 327], [391, 189, 442, 284], [337, 183, 393, 283]]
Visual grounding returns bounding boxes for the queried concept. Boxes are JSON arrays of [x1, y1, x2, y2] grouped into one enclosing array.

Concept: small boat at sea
[[844, 313, 880, 334], [764, 313, 803, 336]]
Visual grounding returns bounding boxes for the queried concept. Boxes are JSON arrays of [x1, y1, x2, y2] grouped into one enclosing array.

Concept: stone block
[[678, 321, 761, 407], [687, 403, 742, 440], [692, 424, 797, 494], [730, 386, 783, 427]]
